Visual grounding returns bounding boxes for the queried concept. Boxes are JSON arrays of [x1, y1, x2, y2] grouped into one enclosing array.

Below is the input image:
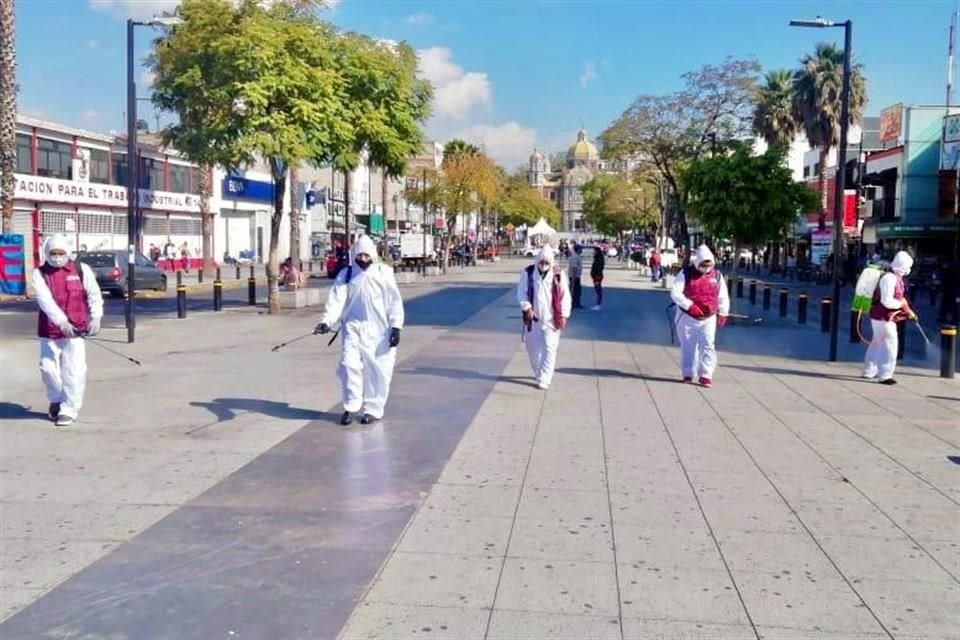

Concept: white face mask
[[48, 254, 68, 268], [698, 264, 713, 274]]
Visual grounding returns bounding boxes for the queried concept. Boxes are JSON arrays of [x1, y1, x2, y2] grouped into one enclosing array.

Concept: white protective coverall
[[863, 251, 914, 381], [320, 236, 405, 419], [670, 245, 730, 382], [516, 245, 572, 390], [32, 234, 104, 420]]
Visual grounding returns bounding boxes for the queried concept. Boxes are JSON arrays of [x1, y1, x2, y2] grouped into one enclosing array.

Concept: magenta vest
[[38, 262, 90, 339], [683, 267, 720, 317], [870, 272, 905, 322]]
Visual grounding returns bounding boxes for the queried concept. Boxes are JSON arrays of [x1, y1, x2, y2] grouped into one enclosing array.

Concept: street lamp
[[790, 16, 852, 363], [126, 15, 181, 344]]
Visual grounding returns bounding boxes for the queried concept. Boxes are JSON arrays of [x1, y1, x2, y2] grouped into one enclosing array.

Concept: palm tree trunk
[[818, 147, 828, 230], [199, 165, 214, 278], [343, 170, 352, 244], [381, 168, 388, 238], [289, 165, 300, 265], [0, 0, 17, 233], [266, 158, 286, 314]]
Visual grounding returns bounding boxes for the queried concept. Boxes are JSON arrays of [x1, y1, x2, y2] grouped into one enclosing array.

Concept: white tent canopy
[[528, 217, 556, 237]]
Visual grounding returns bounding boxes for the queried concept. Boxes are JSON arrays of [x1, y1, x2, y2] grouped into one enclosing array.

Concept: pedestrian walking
[[862, 251, 916, 385], [518, 245, 571, 390], [590, 245, 605, 310], [568, 244, 584, 309], [650, 249, 662, 282], [670, 245, 729, 388], [314, 235, 405, 426], [32, 234, 104, 426]]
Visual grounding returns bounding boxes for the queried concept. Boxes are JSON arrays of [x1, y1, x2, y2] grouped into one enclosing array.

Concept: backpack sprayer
[[852, 263, 929, 345]]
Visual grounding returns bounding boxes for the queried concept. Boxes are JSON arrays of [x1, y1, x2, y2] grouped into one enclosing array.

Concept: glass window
[[169, 164, 190, 193], [16, 133, 32, 174], [36, 137, 73, 179], [140, 157, 165, 190], [89, 148, 109, 184], [113, 153, 129, 187]]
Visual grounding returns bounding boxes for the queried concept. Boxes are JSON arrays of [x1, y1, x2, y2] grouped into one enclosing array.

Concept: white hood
[[42, 234, 70, 265], [692, 245, 715, 270], [890, 251, 913, 276], [350, 235, 379, 263], [536, 244, 556, 266]]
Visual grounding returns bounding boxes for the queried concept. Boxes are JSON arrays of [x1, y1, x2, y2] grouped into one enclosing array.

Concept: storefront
[[217, 172, 289, 263]]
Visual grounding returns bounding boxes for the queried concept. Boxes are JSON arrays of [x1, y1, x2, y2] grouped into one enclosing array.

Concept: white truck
[[400, 233, 435, 265]]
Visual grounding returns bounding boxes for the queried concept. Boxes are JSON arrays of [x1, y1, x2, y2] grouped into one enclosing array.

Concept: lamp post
[[790, 16, 852, 362], [125, 15, 181, 344]]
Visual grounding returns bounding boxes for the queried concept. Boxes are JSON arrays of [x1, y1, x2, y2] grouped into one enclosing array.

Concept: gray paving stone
[[616, 564, 749, 626], [818, 534, 957, 583], [361, 552, 501, 610], [396, 514, 513, 557], [614, 523, 725, 572], [486, 610, 621, 640], [515, 487, 610, 524], [420, 483, 521, 519], [339, 603, 488, 640], [623, 619, 757, 640], [507, 516, 614, 563], [714, 530, 838, 578], [611, 492, 706, 529], [494, 558, 619, 616], [852, 578, 960, 638]]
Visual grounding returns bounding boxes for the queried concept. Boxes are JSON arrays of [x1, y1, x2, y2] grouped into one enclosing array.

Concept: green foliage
[[684, 144, 819, 248], [581, 174, 659, 238], [792, 42, 867, 153], [442, 139, 480, 165], [500, 176, 560, 228], [753, 69, 797, 150]]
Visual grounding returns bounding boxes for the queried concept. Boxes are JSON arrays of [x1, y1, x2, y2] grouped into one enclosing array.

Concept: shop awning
[[874, 220, 958, 239]]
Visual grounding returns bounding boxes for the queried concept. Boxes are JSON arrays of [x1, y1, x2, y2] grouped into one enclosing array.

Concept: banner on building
[[879, 104, 903, 145], [810, 230, 832, 266], [15, 174, 201, 213], [0, 234, 26, 296]]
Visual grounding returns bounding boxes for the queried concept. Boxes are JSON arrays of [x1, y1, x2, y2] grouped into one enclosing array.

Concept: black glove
[[314, 322, 330, 335], [389, 327, 401, 347]]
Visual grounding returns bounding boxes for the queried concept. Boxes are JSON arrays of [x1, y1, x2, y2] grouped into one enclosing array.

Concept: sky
[[13, 0, 959, 169]]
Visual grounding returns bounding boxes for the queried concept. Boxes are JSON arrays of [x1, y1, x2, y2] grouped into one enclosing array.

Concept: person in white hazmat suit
[[32, 234, 104, 426], [670, 245, 730, 388], [517, 245, 572, 390], [862, 251, 916, 385], [314, 236, 405, 425]]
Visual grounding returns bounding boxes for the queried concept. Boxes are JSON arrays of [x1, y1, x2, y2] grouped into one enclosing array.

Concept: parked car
[[76, 250, 167, 297]]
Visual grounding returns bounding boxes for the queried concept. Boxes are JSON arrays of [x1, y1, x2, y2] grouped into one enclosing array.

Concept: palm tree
[[753, 69, 797, 151], [1, 0, 16, 233], [792, 42, 867, 229]]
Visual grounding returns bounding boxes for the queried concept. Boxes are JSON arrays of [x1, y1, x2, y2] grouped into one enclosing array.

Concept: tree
[[333, 35, 431, 244], [151, 0, 354, 313], [0, 0, 16, 233], [289, 165, 301, 265], [548, 151, 566, 173], [792, 43, 867, 228], [600, 58, 761, 246], [684, 143, 819, 282], [753, 69, 798, 151], [443, 139, 480, 162], [581, 174, 658, 240]]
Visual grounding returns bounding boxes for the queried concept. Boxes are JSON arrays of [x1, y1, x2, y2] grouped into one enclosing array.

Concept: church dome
[[529, 147, 546, 163], [567, 129, 598, 162]]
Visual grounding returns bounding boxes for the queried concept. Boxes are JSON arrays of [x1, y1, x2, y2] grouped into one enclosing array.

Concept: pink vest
[[683, 267, 720, 317], [870, 272, 904, 322], [38, 262, 90, 339]]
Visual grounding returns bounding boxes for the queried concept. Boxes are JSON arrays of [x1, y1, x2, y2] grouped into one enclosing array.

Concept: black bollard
[[940, 326, 957, 378], [736, 278, 744, 299], [197, 267, 203, 284], [798, 294, 808, 324], [820, 298, 832, 333], [248, 265, 256, 306], [213, 268, 223, 311], [897, 320, 906, 361], [727, 276, 734, 296], [779, 288, 788, 318], [235, 264, 241, 280], [749, 280, 757, 306], [849, 310, 860, 343], [762, 285, 771, 311], [176, 271, 187, 319]]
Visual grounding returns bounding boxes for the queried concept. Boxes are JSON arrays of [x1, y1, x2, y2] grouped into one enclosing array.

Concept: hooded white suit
[[320, 236, 404, 419], [863, 251, 914, 382], [32, 234, 103, 421], [670, 245, 730, 382], [516, 245, 571, 390]]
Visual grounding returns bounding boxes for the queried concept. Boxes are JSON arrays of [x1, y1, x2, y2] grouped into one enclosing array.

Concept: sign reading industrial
[[14, 174, 201, 213]]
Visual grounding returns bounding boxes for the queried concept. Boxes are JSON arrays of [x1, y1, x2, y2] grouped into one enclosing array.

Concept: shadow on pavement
[[555, 367, 683, 385], [187, 398, 334, 434], [398, 365, 538, 388], [928, 395, 959, 402], [721, 363, 863, 381], [0, 402, 49, 420], [948, 456, 960, 465]]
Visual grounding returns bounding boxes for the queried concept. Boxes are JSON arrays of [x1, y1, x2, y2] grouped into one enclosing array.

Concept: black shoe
[[48, 402, 61, 421], [360, 413, 378, 425], [340, 411, 353, 425], [879, 378, 898, 386]]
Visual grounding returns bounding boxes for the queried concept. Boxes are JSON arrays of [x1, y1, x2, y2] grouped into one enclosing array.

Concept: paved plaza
[[0, 259, 958, 639]]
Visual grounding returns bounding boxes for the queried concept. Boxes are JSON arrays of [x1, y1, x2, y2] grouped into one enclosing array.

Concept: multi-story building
[[528, 129, 602, 232]]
